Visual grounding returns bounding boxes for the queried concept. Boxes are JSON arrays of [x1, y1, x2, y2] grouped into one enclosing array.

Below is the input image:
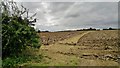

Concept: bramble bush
[[1, 1, 41, 67], [1, 0, 40, 60]]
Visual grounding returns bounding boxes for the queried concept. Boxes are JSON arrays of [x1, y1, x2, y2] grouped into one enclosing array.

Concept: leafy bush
[[1, 1, 40, 58]]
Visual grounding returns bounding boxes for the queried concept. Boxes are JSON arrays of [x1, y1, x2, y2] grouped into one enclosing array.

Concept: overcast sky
[[18, 2, 118, 31]]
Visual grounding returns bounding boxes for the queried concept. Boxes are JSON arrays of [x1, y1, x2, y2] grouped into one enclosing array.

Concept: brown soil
[[23, 30, 120, 66]]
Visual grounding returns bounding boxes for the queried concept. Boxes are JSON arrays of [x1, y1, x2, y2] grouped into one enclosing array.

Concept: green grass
[[2, 46, 42, 68], [0, 57, 2, 68]]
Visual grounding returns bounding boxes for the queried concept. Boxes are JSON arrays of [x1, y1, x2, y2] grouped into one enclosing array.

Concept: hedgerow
[[1, 1, 41, 67]]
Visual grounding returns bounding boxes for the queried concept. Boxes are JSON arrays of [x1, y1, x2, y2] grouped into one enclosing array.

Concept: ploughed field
[[25, 30, 120, 66], [39, 31, 84, 45]]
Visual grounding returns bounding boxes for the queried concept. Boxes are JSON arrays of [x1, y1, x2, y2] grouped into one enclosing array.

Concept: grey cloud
[[17, 2, 118, 31], [49, 2, 74, 13], [18, 2, 42, 13], [64, 13, 80, 18], [58, 2, 118, 29]]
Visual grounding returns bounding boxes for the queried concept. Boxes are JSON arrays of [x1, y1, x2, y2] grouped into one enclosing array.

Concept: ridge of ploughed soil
[[21, 30, 119, 67]]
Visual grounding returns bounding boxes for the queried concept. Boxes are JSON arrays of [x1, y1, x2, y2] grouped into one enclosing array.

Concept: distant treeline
[[102, 27, 119, 30], [76, 28, 97, 31], [38, 30, 49, 33], [37, 27, 119, 33]]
